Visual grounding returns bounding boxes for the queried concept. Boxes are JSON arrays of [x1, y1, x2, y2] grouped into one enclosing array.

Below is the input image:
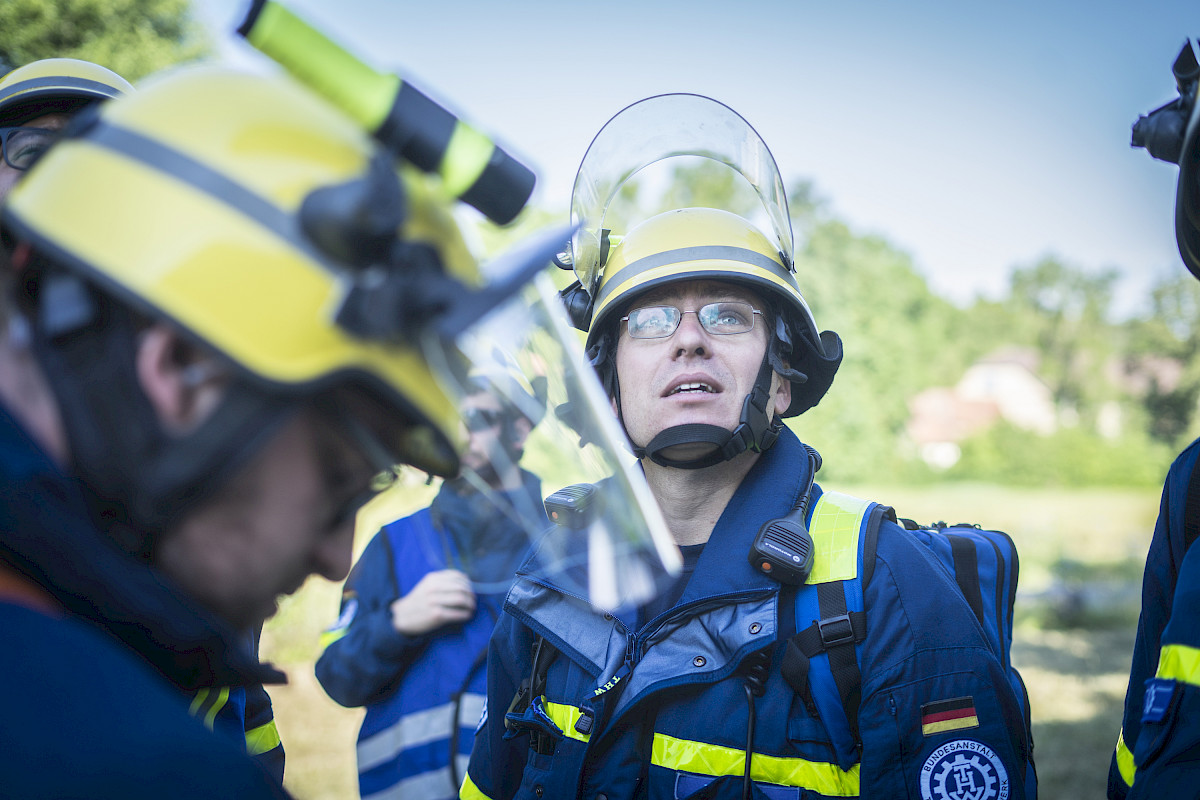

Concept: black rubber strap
[[948, 535, 985, 628], [816, 581, 863, 744]]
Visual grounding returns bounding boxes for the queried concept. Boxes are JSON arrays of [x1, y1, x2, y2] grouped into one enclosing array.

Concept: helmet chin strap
[[626, 352, 785, 470]]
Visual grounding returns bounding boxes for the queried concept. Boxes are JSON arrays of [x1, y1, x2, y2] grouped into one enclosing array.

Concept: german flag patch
[[921, 696, 979, 736]]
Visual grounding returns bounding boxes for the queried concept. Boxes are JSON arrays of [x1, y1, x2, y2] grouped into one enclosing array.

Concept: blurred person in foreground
[[317, 374, 545, 799], [1111, 38, 1200, 799], [0, 56, 288, 782], [0, 62, 560, 797], [463, 94, 1035, 800]]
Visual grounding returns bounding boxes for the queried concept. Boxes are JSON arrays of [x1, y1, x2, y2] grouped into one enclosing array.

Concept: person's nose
[[672, 309, 710, 358]]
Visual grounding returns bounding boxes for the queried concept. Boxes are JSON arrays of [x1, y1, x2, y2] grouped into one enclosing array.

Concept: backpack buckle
[[817, 613, 855, 648]]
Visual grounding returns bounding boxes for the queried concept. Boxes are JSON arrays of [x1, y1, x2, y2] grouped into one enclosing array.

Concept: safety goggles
[[0, 127, 59, 170], [621, 301, 762, 340]]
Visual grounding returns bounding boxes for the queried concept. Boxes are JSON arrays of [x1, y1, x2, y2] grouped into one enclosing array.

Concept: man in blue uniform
[[0, 64, 556, 797], [1110, 39, 1200, 798], [0, 57, 287, 783], [463, 94, 1035, 800], [318, 377, 544, 799]]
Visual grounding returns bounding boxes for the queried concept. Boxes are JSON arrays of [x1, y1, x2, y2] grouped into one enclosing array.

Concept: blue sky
[[201, 1, 1199, 316]]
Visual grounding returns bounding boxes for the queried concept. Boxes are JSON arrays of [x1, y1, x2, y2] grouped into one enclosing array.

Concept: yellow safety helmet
[[2, 66, 476, 481], [0, 58, 132, 125], [587, 206, 839, 419]]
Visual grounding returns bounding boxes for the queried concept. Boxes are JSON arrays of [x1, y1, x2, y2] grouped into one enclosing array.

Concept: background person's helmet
[[0, 58, 133, 125], [0, 66, 519, 541], [1133, 40, 1200, 279]]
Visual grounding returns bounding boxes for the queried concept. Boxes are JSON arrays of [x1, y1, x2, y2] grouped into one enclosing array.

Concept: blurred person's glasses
[[0, 127, 60, 170], [622, 301, 762, 340], [464, 407, 505, 432]]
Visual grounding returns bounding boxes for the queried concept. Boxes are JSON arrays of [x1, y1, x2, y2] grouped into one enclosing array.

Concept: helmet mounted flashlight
[[238, 0, 535, 226]]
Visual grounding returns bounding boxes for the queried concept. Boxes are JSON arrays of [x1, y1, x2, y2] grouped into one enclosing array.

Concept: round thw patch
[[919, 740, 1009, 800]]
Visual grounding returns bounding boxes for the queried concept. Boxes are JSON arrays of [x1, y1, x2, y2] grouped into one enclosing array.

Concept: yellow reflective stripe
[[204, 687, 230, 730], [543, 700, 591, 743], [319, 627, 348, 650], [440, 123, 493, 199], [1158, 643, 1200, 687], [188, 688, 209, 717], [651, 732, 859, 797], [1114, 728, 1136, 788], [246, 718, 282, 756], [459, 771, 494, 800], [807, 491, 869, 584]]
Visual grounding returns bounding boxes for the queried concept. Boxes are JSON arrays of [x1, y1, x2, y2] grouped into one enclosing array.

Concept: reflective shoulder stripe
[[246, 718, 282, 756], [459, 772, 494, 800], [1158, 642, 1200, 687], [806, 491, 871, 584], [651, 732, 859, 797], [1114, 728, 1136, 788], [543, 699, 591, 743]]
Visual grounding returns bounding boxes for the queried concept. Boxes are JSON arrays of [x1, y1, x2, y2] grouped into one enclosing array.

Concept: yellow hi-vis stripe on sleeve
[[807, 492, 870, 584], [651, 732, 860, 797], [543, 700, 592, 743], [246, 719, 282, 756], [459, 772, 495, 800], [1158, 643, 1200, 686], [204, 687, 230, 730], [1114, 728, 1136, 788]]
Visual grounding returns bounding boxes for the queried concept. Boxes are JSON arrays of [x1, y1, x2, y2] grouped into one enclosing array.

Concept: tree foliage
[[0, 0, 208, 82]]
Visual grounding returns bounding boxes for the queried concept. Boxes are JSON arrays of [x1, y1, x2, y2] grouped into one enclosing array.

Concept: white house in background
[[906, 347, 1058, 467]]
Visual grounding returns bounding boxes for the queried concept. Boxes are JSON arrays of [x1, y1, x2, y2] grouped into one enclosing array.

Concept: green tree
[[1123, 273, 1200, 446], [1006, 255, 1120, 421], [0, 0, 208, 82]]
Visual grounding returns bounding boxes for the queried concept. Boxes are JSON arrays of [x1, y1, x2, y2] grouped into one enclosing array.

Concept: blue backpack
[[782, 490, 1034, 779]]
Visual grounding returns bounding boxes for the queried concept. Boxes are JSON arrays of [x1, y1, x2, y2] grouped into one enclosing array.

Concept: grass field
[[262, 482, 1159, 799]]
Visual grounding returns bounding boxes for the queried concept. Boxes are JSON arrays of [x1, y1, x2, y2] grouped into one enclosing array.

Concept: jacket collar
[[677, 426, 813, 605]]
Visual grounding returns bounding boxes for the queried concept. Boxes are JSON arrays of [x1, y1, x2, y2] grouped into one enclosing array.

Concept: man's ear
[[136, 323, 228, 434], [772, 369, 792, 417]]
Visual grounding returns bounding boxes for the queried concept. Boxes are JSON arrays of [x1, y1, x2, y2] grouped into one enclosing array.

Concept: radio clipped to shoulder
[[749, 446, 821, 585]]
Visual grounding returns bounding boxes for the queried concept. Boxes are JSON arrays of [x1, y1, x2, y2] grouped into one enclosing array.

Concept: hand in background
[[390, 569, 476, 636]]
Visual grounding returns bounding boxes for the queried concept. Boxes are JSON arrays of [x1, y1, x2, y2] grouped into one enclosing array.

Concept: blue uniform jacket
[[0, 403, 287, 798], [463, 429, 1032, 800], [1111, 438, 1200, 796], [317, 476, 540, 799]]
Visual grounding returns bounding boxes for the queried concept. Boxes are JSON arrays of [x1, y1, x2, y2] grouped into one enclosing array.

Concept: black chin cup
[[632, 356, 782, 470]]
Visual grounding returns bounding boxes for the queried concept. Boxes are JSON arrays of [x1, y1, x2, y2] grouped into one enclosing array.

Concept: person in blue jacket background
[[462, 94, 1035, 800], [1110, 38, 1200, 798], [318, 375, 545, 800]]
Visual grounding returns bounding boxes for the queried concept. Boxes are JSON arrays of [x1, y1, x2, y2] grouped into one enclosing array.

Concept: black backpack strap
[[1185, 453, 1200, 552], [947, 534, 986, 627]]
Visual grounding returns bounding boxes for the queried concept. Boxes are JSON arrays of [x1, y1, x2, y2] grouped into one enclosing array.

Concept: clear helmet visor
[[419, 257, 680, 609], [567, 93, 795, 293]]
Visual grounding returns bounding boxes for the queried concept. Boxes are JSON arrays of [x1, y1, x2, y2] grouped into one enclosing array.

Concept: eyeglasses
[[621, 301, 762, 340], [463, 407, 506, 432], [0, 127, 60, 171]]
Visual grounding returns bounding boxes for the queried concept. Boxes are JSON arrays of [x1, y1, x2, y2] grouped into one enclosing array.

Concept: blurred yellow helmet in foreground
[[2, 66, 476, 478]]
